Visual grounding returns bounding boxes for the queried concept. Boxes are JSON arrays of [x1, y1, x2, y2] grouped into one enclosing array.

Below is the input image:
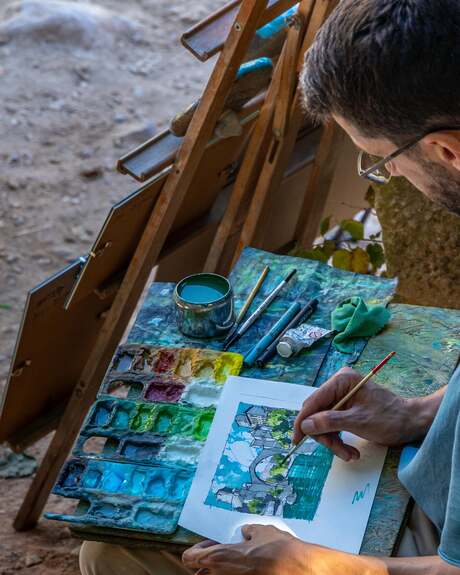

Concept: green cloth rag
[[331, 297, 391, 353]]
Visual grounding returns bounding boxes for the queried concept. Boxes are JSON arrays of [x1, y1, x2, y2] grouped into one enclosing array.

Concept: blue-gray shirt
[[399, 365, 460, 567]]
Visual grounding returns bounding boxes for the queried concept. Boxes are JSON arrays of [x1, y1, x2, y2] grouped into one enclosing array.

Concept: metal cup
[[173, 273, 235, 338]]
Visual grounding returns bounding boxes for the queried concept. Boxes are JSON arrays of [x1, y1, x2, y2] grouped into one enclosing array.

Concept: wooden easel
[[13, 0, 341, 531]]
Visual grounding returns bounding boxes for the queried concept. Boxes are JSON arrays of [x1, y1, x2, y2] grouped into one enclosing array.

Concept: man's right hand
[[293, 367, 440, 461]]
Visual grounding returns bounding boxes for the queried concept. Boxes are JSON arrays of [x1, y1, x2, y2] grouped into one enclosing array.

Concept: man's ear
[[423, 130, 460, 171]]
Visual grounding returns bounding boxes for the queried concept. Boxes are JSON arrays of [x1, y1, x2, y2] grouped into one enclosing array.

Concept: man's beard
[[420, 157, 460, 216]]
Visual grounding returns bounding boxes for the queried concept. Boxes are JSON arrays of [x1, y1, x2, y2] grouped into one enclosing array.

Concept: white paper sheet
[[179, 376, 387, 553]]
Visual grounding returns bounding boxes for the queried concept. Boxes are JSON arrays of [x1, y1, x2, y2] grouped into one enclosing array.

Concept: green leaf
[[332, 249, 352, 271], [301, 247, 329, 263], [320, 215, 331, 236], [340, 219, 364, 241], [322, 240, 336, 258], [351, 247, 370, 274], [366, 243, 385, 271]]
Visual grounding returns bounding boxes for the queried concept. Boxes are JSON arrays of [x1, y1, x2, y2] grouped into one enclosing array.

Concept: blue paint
[[179, 284, 224, 304], [83, 468, 102, 489], [135, 508, 171, 529], [116, 354, 132, 371], [103, 471, 124, 492], [93, 405, 111, 426], [146, 473, 166, 497], [177, 273, 231, 305], [352, 483, 371, 504], [112, 407, 131, 429], [131, 470, 146, 495], [237, 57, 273, 78], [62, 462, 85, 488], [169, 473, 192, 501], [256, 5, 298, 39]]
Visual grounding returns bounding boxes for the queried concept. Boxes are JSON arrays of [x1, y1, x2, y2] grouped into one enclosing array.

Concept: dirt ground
[[0, 1, 226, 572]]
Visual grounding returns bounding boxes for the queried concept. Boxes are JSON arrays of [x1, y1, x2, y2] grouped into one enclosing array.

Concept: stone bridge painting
[[205, 402, 334, 521]]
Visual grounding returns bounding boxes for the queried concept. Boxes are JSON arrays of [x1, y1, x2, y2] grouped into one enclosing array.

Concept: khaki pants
[[79, 505, 439, 575]]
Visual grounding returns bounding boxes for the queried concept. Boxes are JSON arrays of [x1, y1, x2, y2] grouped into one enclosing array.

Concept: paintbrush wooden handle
[[236, 265, 269, 323], [282, 352, 396, 463]]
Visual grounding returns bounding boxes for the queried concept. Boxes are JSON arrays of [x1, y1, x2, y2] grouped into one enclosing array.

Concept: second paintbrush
[[223, 269, 297, 350]]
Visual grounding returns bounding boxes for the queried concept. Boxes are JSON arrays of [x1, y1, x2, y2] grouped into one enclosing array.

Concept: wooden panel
[[117, 130, 181, 182], [64, 176, 166, 309], [117, 101, 260, 183], [0, 261, 113, 449], [181, 0, 297, 61]]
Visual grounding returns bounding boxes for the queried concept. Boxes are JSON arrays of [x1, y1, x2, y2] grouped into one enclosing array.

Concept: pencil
[[281, 351, 396, 464]]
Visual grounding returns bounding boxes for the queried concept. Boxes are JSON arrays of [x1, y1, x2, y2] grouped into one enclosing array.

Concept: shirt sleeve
[[438, 372, 460, 568]]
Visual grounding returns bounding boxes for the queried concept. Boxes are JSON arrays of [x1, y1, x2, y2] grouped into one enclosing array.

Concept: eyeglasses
[[357, 125, 460, 185]]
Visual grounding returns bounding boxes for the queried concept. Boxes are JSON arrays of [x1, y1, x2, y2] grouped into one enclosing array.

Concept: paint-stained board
[[0, 260, 115, 450]]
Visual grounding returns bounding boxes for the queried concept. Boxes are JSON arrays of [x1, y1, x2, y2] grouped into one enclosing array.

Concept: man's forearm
[[382, 555, 460, 575], [408, 386, 446, 440], [325, 551, 460, 575]]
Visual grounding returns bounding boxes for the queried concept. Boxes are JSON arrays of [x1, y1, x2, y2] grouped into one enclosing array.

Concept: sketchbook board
[[179, 376, 387, 552], [0, 260, 115, 450]]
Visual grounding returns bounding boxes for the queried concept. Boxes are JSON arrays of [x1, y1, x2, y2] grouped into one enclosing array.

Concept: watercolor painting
[[205, 402, 333, 521]]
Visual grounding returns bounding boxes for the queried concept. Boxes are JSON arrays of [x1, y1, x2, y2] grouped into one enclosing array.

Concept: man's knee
[[79, 541, 130, 575]]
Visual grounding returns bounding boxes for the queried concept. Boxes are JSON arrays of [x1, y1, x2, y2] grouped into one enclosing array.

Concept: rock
[[0, 445, 38, 478], [79, 165, 103, 179], [0, 0, 144, 49], [374, 179, 460, 309], [113, 121, 156, 149], [78, 146, 95, 160], [113, 112, 128, 124], [24, 553, 43, 567]]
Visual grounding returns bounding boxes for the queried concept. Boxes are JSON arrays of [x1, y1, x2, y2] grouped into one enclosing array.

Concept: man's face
[[334, 115, 460, 215]]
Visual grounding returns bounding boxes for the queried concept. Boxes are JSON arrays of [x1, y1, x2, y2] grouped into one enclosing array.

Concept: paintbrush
[[255, 298, 319, 367], [224, 266, 269, 344], [280, 351, 396, 464], [224, 269, 297, 350]]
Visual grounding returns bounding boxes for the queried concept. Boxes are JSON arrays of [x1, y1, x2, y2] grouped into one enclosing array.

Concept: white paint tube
[[277, 323, 334, 358]]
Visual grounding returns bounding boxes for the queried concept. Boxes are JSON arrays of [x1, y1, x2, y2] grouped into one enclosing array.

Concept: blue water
[[179, 284, 225, 304]]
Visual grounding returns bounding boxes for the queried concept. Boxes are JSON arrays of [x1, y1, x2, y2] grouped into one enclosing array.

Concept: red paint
[[153, 350, 177, 373], [145, 380, 184, 403]]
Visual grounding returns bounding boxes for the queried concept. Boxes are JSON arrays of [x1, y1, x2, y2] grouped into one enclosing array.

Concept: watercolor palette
[[52, 457, 194, 534], [46, 345, 243, 534]]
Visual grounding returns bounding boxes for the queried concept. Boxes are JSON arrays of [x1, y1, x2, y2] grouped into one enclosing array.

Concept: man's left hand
[[182, 524, 307, 575]]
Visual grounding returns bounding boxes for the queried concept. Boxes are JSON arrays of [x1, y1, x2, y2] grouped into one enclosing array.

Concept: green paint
[[152, 406, 178, 434], [131, 405, 156, 432], [352, 483, 371, 504], [178, 275, 229, 304], [193, 410, 215, 441]]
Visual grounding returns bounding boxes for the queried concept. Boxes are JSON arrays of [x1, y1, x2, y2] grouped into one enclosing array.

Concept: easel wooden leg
[[13, 0, 268, 531], [203, 44, 285, 274], [230, 0, 337, 268], [295, 122, 345, 248]]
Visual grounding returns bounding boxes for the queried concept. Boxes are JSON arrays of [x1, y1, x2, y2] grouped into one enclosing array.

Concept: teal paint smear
[[354, 304, 460, 398], [256, 5, 299, 39], [352, 483, 371, 504], [237, 57, 273, 78]]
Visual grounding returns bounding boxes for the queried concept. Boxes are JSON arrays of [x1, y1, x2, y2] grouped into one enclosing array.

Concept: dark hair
[[300, 0, 460, 144]]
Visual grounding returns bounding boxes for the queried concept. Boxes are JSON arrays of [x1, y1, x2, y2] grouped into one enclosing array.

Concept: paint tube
[[276, 323, 334, 358]]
